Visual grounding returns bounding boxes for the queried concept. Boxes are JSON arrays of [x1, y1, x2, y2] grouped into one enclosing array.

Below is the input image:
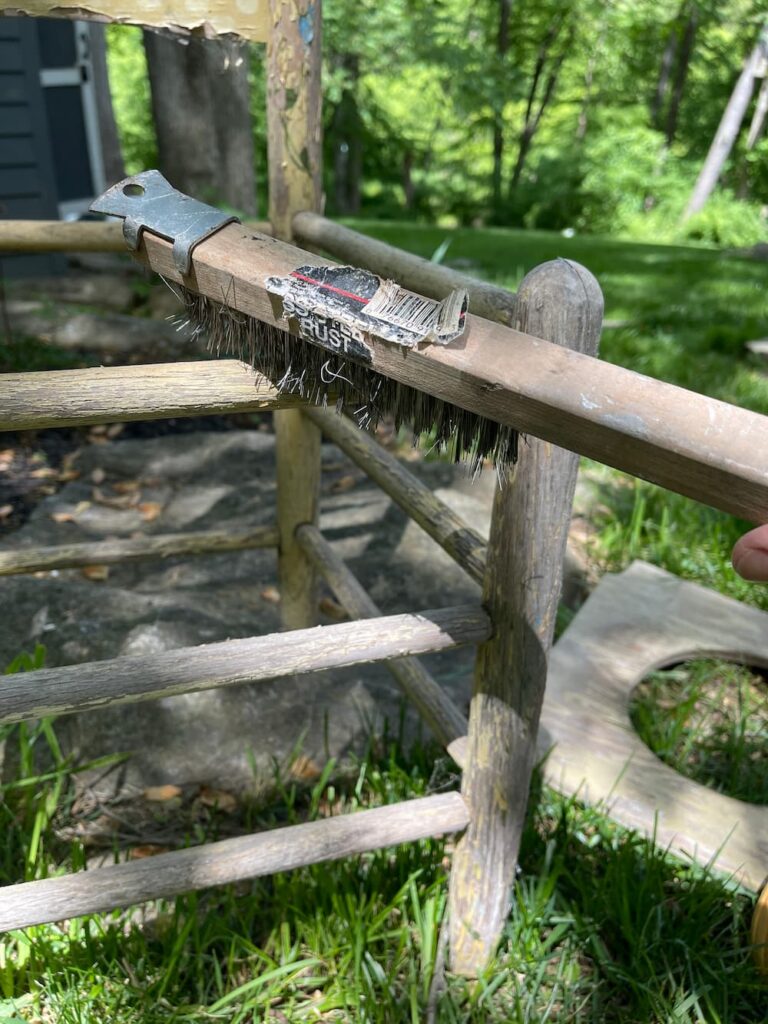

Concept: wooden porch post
[[449, 259, 603, 974], [267, 0, 324, 629]]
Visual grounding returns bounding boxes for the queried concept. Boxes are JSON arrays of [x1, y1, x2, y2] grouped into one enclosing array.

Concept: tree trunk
[[665, 8, 698, 145], [88, 23, 124, 186], [509, 25, 572, 195], [403, 150, 415, 210], [330, 55, 362, 215], [491, 0, 512, 220], [143, 30, 256, 215], [683, 25, 768, 220], [746, 73, 768, 148], [652, 22, 679, 127]]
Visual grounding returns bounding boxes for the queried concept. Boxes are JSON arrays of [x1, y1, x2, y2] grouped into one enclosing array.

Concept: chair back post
[[449, 258, 604, 975], [267, 0, 325, 630]]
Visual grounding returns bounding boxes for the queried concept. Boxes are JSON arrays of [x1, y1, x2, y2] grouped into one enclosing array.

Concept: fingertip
[[732, 526, 768, 582]]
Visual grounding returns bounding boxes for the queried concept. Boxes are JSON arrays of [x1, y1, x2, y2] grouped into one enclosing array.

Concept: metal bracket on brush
[[90, 170, 239, 275]]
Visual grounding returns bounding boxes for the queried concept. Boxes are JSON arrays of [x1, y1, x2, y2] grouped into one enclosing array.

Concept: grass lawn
[[2, 227, 767, 1022]]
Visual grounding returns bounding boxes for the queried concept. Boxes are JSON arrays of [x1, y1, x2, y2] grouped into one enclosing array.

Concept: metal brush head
[[176, 286, 518, 478]]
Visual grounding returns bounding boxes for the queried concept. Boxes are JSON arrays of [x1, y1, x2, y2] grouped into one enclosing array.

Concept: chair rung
[[0, 526, 279, 576], [0, 604, 491, 725], [1, 361, 303, 432], [0, 792, 469, 931], [305, 406, 487, 584], [296, 523, 469, 763]]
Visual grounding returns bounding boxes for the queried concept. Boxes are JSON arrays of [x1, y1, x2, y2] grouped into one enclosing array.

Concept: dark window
[[36, 19, 77, 68], [43, 84, 93, 200]]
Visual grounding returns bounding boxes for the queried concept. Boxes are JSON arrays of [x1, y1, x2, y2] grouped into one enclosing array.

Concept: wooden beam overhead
[[3, 1, 270, 42]]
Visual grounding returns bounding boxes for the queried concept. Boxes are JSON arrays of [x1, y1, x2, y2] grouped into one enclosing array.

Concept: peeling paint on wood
[[4, 1, 270, 41]]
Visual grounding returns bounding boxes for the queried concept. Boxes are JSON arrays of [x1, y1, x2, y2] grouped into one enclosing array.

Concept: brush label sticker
[[280, 295, 373, 364], [266, 265, 467, 363]]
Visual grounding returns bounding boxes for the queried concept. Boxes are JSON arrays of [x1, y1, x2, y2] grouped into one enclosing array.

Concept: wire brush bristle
[[178, 286, 518, 478]]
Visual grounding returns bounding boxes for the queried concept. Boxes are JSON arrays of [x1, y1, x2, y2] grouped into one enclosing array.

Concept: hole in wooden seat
[[630, 658, 768, 806]]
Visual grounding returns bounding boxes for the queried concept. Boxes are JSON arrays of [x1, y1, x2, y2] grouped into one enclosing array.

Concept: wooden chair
[[1, 0, 767, 978]]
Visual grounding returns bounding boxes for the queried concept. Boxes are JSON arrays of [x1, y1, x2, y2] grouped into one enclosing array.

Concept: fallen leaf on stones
[[318, 596, 347, 621], [89, 425, 108, 437], [0, 504, 13, 520], [106, 423, 125, 439], [0, 449, 14, 471], [112, 479, 141, 494], [138, 502, 163, 522], [290, 755, 322, 781], [91, 467, 106, 484], [92, 486, 139, 510], [260, 585, 281, 604], [29, 466, 56, 479], [81, 564, 109, 582], [143, 784, 182, 802], [57, 468, 81, 482], [51, 511, 75, 523], [198, 786, 238, 813], [38, 485, 56, 496], [331, 474, 357, 493], [75, 500, 91, 515], [128, 845, 171, 859]]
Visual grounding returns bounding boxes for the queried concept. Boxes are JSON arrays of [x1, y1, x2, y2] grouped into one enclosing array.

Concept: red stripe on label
[[290, 271, 370, 304]]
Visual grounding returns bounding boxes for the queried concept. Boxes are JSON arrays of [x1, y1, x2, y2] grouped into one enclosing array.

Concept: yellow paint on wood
[[4, 0, 270, 41]]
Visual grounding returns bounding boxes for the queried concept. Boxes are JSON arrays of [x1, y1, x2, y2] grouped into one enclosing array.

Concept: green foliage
[[105, 0, 768, 244], [105, 26, 157, 174]]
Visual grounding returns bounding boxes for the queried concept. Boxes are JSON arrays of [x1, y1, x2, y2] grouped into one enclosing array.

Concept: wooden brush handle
[[132, 222, 768, 523]]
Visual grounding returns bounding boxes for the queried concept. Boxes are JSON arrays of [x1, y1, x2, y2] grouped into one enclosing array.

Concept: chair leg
[[275, 409, 321, 630], [448, 260, 603, 976]]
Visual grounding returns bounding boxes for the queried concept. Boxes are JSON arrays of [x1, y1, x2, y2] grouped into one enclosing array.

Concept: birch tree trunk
[[683, 25, 768, 220]]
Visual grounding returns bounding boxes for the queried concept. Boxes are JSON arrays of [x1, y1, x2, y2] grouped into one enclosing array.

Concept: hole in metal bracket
[[123, 183, 145, 198]]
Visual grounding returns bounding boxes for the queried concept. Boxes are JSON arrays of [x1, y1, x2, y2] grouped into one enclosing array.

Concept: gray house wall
[[1, 16, 109, 276]]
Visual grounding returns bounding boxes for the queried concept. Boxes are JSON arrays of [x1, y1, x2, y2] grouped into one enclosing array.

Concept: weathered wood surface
[[292, 212, 517, 326], [3, 1, 270, 42], [0, 361, 303, 432], [449, 259, 603, 975], [541, 560, 768, 894], [268, 0, 324, 630], [276, 409, 322, 629], [0, 526, 278, 577], [0, 220, 270, 256], [0, 792, 469, 931], [0, 220, 124, 252], [304, 407, 487, 585], [296, 524, 471, 764], [266, 0, 322, 243], [132, 226, 768, 523], [0, 605, 490, 725]]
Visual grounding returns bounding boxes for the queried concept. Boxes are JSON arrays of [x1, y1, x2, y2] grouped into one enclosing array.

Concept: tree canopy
[[108, 0, 768, 245]]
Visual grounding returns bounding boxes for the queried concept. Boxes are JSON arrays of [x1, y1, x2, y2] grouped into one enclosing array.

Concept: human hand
[[732, 525, 768, 581]]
